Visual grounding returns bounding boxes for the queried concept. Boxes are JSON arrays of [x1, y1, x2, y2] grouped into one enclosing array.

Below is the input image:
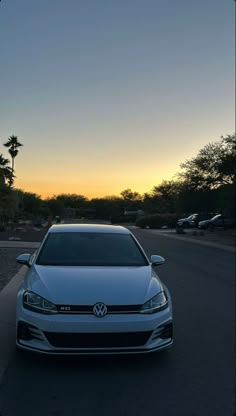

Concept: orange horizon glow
[[14, 169, 179, 200], [13, 154, 181, 200], [10, 128, 235, 201], [14, 178, 167, 200]]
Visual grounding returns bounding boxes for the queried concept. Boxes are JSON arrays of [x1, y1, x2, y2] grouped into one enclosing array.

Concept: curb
[[0, 266, 27, 383]]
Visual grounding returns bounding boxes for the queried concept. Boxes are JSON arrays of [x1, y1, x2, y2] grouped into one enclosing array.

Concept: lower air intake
[[44, 331, 152, 348]]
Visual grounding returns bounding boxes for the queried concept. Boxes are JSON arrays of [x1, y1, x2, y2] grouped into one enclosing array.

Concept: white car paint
[[16, 224, 173, 354]]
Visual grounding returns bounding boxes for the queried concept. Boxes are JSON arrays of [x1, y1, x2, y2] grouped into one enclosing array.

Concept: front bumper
[[16, 305, 173, 355]]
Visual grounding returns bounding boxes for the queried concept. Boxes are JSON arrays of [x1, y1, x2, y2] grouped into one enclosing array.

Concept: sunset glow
[[0, 1, 234, 199]]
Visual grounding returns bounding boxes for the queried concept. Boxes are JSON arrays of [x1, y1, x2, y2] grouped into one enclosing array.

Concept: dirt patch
[[178, 228, 236, 246], [0, 248, 35, 291], [0, 229, 47, 242]]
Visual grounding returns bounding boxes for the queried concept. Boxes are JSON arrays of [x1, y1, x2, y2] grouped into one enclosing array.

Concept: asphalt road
[[0, 229, 235, 416]]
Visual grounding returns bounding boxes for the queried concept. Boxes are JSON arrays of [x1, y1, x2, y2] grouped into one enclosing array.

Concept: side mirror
[[16, 254, 31, 267], [150, 255, 165, 266]]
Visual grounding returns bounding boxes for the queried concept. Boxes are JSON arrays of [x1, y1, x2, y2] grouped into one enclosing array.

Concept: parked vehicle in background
[[176, 214, 198, 228], [198, 214, 233, 230], [176, 213, 215, 228]]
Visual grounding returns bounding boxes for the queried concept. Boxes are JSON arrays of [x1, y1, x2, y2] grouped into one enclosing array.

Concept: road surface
[[0, 228, 234, 416]]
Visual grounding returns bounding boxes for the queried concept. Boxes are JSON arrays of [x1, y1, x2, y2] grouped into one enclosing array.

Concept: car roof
[[48, 224, 130, 234]]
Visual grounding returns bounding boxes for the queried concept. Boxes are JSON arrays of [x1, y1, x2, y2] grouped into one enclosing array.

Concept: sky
[[0, 0, 234, 199]]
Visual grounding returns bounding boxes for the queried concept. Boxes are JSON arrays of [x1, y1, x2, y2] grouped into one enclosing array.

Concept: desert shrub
[[0, 224, 6, 232], [136, 213, 178, 229], [110, 214, 135, 224]]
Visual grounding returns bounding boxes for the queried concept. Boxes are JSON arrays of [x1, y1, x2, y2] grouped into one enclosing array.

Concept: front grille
[[44, 331, 152, 348], [57, 304, 141, 314]]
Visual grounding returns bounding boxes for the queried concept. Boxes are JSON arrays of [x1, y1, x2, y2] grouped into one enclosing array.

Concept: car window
[[36, 232, 149, 267], [211, 215, 221, 220]]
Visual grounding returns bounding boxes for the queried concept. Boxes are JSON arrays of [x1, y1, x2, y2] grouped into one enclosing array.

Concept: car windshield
[[36, 232, 149, 267], [211, 215, 221, 220]]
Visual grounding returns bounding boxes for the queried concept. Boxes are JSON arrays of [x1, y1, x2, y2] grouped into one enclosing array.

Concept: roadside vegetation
[[0, 133, 235, 230]]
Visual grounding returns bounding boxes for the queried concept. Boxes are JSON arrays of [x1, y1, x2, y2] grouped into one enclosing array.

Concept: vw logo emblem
[[93, 302, 107, 318]]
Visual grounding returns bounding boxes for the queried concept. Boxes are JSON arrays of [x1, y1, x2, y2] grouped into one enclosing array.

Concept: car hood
[[26, 265, 162, 305]]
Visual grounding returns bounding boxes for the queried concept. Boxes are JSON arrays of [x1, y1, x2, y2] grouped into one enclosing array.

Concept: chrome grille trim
[[57, 304, 141, 314]]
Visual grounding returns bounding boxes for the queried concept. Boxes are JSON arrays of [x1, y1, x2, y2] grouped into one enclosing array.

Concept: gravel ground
[[173, 227, 236, 246], [0, 248, 35, 292], [0, 229, 47, 242], [0, 230, 46, 292]]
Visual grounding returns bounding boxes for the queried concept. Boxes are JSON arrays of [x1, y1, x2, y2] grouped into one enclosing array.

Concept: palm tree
[[0, 154, 13, 185], [3, 135, 23, 186]]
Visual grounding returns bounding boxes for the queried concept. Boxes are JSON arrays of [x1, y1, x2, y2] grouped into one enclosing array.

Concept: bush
[[0, 224, 6, 232], [110, 214, 135, 224], [136, 213, 178, 229]]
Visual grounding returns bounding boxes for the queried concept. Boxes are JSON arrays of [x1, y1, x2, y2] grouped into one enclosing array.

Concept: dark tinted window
[[36, 232, 148, 266], [211, 215, 221, 220]]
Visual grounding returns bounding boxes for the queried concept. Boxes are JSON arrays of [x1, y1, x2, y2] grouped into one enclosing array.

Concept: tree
[[15, 190, 45, 219], [90, 196, 123, 219], [179, 134, 236, 190], [120, 189, 142, 201], [0, 154, 12, 185], [55, 194, 88, 209], [217, 134, 236, 185], [0, 185, 19, 227], [151, 180, 182, 213], [45, 197, 65, 217], [3, 135, 23, 186]]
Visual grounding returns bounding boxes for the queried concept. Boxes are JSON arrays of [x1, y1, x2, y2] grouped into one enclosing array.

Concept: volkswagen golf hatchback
[[16, 224, 173, 354]]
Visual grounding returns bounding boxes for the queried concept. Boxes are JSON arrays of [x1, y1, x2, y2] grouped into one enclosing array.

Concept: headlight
[[23, 291, 57, 314], [140, 291, 168, 314]]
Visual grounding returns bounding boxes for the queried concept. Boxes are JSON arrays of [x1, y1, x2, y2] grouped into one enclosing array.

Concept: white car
[[176, 214, 198, 228], [16, 224, 173, 354], [198, 214, 233, 230]]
